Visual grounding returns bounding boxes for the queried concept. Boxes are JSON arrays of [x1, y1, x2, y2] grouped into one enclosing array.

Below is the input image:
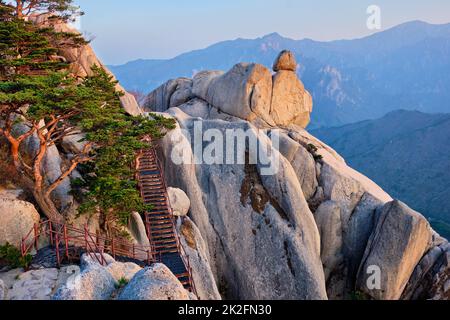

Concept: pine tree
[[2, 0, 80, 20], [0, 6, 175, 227]]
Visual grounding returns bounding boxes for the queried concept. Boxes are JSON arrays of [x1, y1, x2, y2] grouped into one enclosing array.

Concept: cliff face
[[29, 14, 142, 117], [312, 110, 450, 240], [2, 19, 448, 299], [144, 52, 449, 300]]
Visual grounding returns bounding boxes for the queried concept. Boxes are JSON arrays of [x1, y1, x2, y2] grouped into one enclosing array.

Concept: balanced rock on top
[[273, 50, 298, 72], [144, 50, 313, 128], [271, 50, 313, 127]]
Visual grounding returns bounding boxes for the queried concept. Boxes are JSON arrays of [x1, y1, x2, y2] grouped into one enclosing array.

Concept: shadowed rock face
[[0, 190, 40, 247], [144, 51, 313, 129], [118, 264, 190, 300], [356, 200, 433, 300], [312, 110, 450, 241], [149, 101, 449, 300]]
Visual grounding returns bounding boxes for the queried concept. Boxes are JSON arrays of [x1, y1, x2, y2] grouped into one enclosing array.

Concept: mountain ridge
[[109, 20, 450, 128], [311, 110, 450, 239]]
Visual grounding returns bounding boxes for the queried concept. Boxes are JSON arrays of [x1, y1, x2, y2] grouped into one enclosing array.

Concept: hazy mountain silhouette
[[110, 20, 450, 128], [312, 110, 450, 239]]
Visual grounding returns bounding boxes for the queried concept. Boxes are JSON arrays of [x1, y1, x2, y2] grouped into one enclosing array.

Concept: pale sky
[[74, 0, 450, 65]]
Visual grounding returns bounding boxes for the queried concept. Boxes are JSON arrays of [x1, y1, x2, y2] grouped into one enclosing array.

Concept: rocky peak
[[273, 50, 298, 72], [144, 50, 313, 128]]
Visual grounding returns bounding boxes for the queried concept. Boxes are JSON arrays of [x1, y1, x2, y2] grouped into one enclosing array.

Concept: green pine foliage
[[75, 65, 176, 227], [0, 4, 176, 228], [1, 0, 81, 21], [0, 242, 32, 268]]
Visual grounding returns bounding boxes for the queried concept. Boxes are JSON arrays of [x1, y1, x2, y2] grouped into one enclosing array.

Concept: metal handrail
[[21, 220, 157, 267], [137, 147, 198, 296]]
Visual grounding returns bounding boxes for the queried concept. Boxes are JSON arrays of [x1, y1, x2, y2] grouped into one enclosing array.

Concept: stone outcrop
[[271, 71, 312, 128], [0, 267, 75, 300], [402, 241, 449, 300], [356, 201, 433, 300], [52, 255, 117, 300], [144, 51, 313, 128], [0, 190, 40, 247], [15, 122, 73, 212], [126, 212, 151, 247], [176, 216, 221, 300], [168, 187, 191, 217], [273, 50, 297, 72], [29, 14, 142, 117], [146, 78, 194, 112], [49, 254, 193, 300], [61, 132, 87, 155], [157, 109, 327, 300], [150, 98, 448, 300], [118, 264, 191, 300]]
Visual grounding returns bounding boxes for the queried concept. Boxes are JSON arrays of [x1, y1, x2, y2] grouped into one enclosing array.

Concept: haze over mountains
[[312, 110, 450, 239], [110, 20, 450, 128], [110, 20, 450, 239]]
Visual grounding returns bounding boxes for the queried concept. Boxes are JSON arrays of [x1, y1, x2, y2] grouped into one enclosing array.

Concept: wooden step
[[152, 238, 178, 245], [148, 216, 172, 222], [148, 222, 173, 229], [148, 229, 174, 235], [148, 223, 173, 233]]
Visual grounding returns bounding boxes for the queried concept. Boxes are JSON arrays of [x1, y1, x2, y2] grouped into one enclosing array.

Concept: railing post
[[63, 224, 69, 259], [33, 223, 39, 252], [84, 225, 88, 253], [55, 232, 60, 267], [49, 221, 53, 246], [21, 238, 25, 256], [111, 238, 115, 260]]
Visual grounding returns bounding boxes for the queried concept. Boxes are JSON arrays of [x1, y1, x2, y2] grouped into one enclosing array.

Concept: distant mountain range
[[109, 20, 450, 128], [312, 110, 450, 239]]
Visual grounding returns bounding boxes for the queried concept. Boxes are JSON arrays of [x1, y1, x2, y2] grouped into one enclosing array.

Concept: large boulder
[[202, 63, 275, 126], [126, 212, 150, 247], [43, 141, 73, 211], [106, 261, 142, 283], [314, 201, 343, 281], [168, 187, 191, 216], [271, 131, 318, 200], [145, 52, 313, 128], [356, 200, 433, 300], [118, 264, 190, 300], [52, 254, 117, 300], [158, 108, 327, 300], [144, 78, 193, 112], [61, 132, 86, 154], [402, 241, 450, 300], [176, 216, 221, 300], [14, 121, 73, 212], [270, 70, 313, 128], [192, 70, 224, 99], [0, 191, 40, 247], [273, 50, 297, 72]]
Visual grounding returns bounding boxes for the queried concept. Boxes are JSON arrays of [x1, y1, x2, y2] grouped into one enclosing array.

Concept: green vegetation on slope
[[0, 2, 175, 233]]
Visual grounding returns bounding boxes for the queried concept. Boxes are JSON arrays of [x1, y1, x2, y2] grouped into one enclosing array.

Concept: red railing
[[137, 146, 198, 296], [21, 220, 156, 267]]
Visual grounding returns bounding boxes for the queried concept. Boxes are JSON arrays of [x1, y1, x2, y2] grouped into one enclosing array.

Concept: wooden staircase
[[136, 148, 196, 292]]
